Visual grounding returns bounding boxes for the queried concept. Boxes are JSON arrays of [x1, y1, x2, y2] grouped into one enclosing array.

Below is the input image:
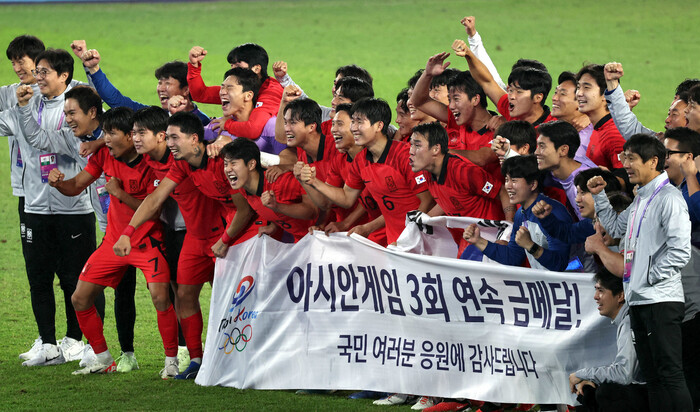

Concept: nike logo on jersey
[[71, 233, 83, 239]]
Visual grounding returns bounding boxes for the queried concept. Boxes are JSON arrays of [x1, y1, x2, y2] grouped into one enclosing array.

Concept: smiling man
[[551, 71, 593, 159], [587, 133, 692, 411]]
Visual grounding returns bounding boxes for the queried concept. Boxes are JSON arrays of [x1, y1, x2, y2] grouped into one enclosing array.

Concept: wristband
[[121, 225, 135, 237], [528, 243, 540, 255], [221, 231, 233, 245]]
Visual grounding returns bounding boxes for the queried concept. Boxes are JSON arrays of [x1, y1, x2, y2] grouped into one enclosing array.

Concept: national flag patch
[[256, 101, 264, 108], [482, 182, 493, 194], [415, 175, 426, 185]]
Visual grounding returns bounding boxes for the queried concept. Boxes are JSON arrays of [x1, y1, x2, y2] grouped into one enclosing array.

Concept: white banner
[[197, 233, 616, 405]]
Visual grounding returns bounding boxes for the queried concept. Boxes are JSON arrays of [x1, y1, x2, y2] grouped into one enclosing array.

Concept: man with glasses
[[586, 133, 693, 411]]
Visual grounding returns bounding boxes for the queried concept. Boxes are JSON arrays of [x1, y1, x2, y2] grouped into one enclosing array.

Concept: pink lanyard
[[37, 100, 65, 130], [627, 179, 669, 242]]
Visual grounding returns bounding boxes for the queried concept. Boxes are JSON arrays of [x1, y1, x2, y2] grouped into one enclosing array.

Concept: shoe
[[174, 361, 200, 380], [19, 337, 42, 360], [424, 401, 472, 412], [79, 344, 96, 368], [374, 393, 411, 405], [177, 346, 190, 373], [59, 337, 85, 362], [116, 352, 139, 372], [72, 356, 116, 375], [348, 390, 386, 399], [413, 396, 438, 410], [160, 358, 179, 380], [22, 343, 66, 366]]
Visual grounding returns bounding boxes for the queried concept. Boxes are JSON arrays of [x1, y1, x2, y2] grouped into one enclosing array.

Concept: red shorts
[[177, 233, 217, 285], [80, 240, 170, 288]]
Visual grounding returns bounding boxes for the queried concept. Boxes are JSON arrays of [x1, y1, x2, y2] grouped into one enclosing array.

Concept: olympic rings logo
[[218, 324, 253, 354]]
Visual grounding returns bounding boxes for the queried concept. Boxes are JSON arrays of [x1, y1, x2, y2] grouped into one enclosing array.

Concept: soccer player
[[299, 98, 435, 245], [463, 155, 572, 271], [551, 71, 593, 159], [534, 121, 597, 219], [685, 85, 700, 133], [408, 122, 510, 256], [490, 120, 537, 164], [575, 64, 625, 170], [395, 88, 419, 142], [222, 138, 318, 242], [187, 43, 282, 138], [69, 40, 210, 125], [112, 111, 261, 379], [0, 48, 96, 366], [569, 270, 647, 412], [48, 106, 178, 377], [202, 67, 286, 156], [586, 134, 692, 410], [451, 40, 555, 127]]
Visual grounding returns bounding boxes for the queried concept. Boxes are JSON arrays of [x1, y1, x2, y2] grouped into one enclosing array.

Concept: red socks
[[75, 306, 108, 354], [157, 304, 179, 357], [180, 311, 204, 359]]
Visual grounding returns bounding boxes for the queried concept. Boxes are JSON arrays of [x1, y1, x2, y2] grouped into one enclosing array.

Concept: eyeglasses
[[617, 152, 633, 163], [31, 68, 53, 79], [666, 149, 690, 159]]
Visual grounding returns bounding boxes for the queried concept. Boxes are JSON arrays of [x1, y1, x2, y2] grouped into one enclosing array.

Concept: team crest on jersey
[[385, 176, 398, 192], [214, 181, 230, 194], [450, 196, 461, 209], [482, 182, 493, 194], [415, 175, 426, 185], [255, 102, 264, 108], [129, 180, 139, 192], [154, 179, 160, 187]]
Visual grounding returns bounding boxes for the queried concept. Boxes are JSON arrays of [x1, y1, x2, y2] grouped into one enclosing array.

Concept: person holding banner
[[463, 155, 571, 271], [569, 269, 648, 412], [586, 134, 692, 411], [299, 98, 435, 245]]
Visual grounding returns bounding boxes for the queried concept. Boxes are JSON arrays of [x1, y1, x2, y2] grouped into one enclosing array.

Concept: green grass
[[0, 0, 698, 410]]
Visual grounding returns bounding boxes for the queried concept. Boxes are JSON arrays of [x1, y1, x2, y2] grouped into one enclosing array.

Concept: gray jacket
[[575, 304, 643, 385], [594, 171, 690, 304], [605, 86, 656, 140], [0, 82, 39, 197], [0, 81, 92, 215]]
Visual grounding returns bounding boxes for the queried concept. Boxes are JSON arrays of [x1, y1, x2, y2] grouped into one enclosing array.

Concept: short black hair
[[677, 91, 690, 105], [430, 68, 460, 89], [133, 106, 169, 135], [507, 67, 552, 107], [501, 155, 542, 187], [676, 79, 700, 97], [102, 106, 134, 135], [688, 85, 700, 104], [350, 98, 392, 136], [34, 48, 73, 85], [154, 61, 188, 89], [576, 64, 606, 96], [447, 70, 487, 109], [284, 98, 322, 134], [227, 43, 269, 79], [6, 35, 44, 61], [623, 133, 667, 172], [557, 71, 577, 86], [495, 120, 536, 154], [537, 120, 580, 159], [65, 86, 102, 119], [223, 67, 263, 103], [593, 268, 623, 298], [168, 111, 205, 143], [396, 88, 409, 112], [335, 76, 374, 103], [334, 103, 353, 117], [407, 69, 424, 89], [574, 167, 621, 193], [664, 127, 700, 157], [511, 58, 548, 72], [220, 136, 263, 172], [335, 64, 372, 86], [413, 122, 448, 155]]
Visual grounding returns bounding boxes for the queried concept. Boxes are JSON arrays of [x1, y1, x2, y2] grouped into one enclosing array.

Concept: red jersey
[[187, 62, 283, 139], [84, 147, 160, 245], [321, 119, 332, 138], [166, 155, 236, 212], [345, 139, 429, 244], [240, 171, 313, 242], [325, 152, 369, 225], [445, 110, 502, 182], [145, 150, 228, 239], [586, 114, 625, 170], [297, 133, 340, 183], [496, 94, 556, 127]]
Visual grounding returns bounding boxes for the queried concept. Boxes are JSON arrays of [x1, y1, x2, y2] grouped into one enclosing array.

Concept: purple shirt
[[204, 116, 287, 155], [553, 156, 598, 220]]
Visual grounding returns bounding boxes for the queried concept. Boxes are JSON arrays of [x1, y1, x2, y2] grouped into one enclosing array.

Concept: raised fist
[[460, 16, 477, 37], [273, 61, 288, 79], [16, 84, 33, 107], [189, 46, 207, 67]]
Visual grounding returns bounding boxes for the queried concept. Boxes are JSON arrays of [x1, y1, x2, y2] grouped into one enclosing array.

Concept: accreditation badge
[[623, 249, 634, 283]]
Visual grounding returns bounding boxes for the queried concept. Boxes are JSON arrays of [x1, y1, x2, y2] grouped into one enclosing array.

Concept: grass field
[[0, 0, 698, 410]]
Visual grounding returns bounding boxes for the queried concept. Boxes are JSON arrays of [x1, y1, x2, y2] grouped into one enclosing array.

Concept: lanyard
[[37, 100, 65, 130], [627, 179, 669, 241]]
